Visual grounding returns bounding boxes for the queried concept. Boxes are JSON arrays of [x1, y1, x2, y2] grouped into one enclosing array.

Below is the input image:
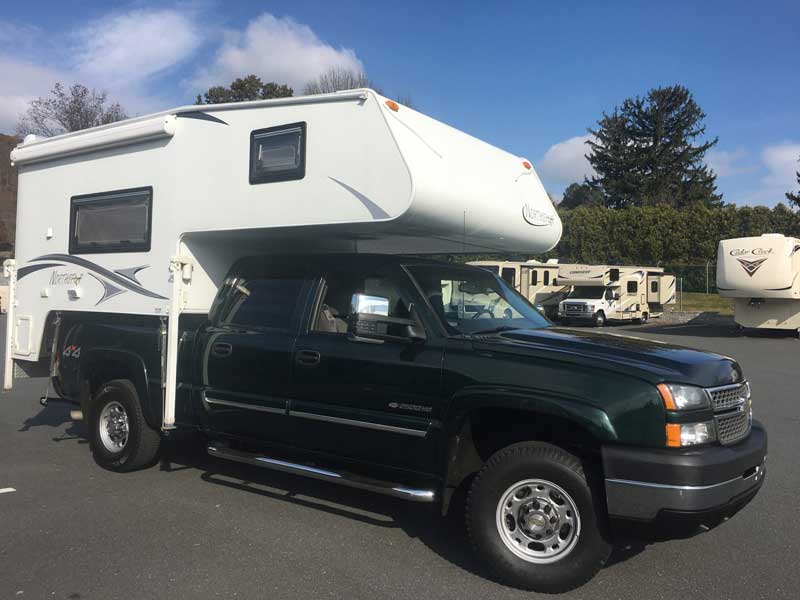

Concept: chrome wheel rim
[[495, 478, 581, 564], [99, 400, 129, 453]]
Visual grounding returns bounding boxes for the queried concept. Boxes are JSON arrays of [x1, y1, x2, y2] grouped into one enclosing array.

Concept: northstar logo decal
[[736, 257, 768, 277]]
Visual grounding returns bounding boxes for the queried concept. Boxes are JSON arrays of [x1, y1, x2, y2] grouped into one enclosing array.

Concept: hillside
[[0, 134, 19, 257]]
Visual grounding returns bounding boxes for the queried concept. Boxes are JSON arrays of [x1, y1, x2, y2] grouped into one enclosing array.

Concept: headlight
[[534, 304, 545, 313], [657, 383, 710, 411], [666, 421, 717, 447]]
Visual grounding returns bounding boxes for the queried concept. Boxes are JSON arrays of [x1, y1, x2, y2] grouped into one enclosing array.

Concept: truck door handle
[[211, 342, 233, 358], [295, 350, 321, 366]]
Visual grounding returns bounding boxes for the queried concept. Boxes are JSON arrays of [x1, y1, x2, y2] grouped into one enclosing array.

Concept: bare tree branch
[[303, 67, 382, 95]]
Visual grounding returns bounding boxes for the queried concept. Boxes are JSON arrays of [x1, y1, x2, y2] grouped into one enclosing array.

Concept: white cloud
[[190, 13, 363, 94], [706, 148, 753, 177], [0, 57, 69, 133], [537, 134, 596, 184], [72, 9, 202, 89], [761, 143, 800, 190]]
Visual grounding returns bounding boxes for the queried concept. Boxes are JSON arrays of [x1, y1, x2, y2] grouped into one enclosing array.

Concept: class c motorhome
[[717, 234, 800, 334], [557, 264, 675, 326], [467, 259, 569, 318], [3, 89, 562, 425]]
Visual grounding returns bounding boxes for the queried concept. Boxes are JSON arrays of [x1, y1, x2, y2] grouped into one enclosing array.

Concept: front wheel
[[466, 442, 611, 592], [593, 311, 606, 327], [88, 379, 161, 472]]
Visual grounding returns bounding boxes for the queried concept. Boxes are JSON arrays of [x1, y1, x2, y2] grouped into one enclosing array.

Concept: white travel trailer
[[557, 264, 676, 326], [3, 89, 562, 426], [467, 259, 569, 317], [717, 234, 800, 334]]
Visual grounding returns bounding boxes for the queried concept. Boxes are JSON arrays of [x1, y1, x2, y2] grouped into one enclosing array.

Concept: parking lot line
[[0, 487, 16, 494]]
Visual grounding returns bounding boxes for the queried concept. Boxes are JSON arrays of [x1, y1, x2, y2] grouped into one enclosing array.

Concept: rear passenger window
[[223, 277, 305, 330]]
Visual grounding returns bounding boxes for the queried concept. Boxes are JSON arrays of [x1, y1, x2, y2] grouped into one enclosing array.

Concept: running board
[[207, 444, 436, 503]]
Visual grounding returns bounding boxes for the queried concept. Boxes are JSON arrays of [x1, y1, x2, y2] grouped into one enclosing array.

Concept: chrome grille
[[564, 303, 587, 314], [708, 382, 748, 412], [707, 381, 751, 445], [715, 407, 751, 445]]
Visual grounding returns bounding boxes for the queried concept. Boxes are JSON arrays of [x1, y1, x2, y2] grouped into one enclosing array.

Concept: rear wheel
[[593, 311, 606, 327], [466, 442, 611, 592], [88, 379, 161, 472]]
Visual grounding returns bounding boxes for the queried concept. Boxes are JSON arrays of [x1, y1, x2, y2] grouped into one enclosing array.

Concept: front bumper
[[602, 421, 767, 526]]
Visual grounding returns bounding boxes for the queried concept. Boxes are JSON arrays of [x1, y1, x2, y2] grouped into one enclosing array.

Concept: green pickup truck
[[53, 254, 766, 592]]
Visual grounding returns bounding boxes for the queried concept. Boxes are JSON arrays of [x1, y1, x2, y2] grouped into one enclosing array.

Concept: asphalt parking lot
[[0, 315, 797, 600]]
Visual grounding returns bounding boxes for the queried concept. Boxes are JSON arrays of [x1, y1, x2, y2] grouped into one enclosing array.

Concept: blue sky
[[1, 0, 798, 206]]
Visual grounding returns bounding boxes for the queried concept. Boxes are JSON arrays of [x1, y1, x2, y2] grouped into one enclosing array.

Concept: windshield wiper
[[470, 325, 520, 336]]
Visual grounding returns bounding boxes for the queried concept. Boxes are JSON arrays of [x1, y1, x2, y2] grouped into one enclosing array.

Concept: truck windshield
[[567, 286, 606, 299], [406, 265, 549, 336]]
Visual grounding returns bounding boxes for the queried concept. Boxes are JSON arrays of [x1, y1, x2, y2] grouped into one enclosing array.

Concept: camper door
[[647, 275, 660, 304]]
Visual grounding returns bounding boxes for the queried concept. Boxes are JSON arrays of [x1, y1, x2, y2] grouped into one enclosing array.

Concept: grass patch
[[667, 292, 733, 315]]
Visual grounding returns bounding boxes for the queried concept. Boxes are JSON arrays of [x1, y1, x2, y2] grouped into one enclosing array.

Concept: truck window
[[501, 268, 516, 287], [313, 272, 410, 334], [222, 276, 305, 330], [627, 281, 638, 294], [70, 187, 152, 254], [249, 122, 306, 184]]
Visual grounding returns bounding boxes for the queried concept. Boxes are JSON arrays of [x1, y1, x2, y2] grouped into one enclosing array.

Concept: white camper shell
[[557, 264, 676, 326], [3, 89, 562, 426], [717, 234, 800, 332], [467, 259, 569, 317]]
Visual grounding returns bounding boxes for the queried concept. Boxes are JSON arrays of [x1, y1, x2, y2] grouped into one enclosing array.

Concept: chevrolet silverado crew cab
[[50, 255, 766, 592]]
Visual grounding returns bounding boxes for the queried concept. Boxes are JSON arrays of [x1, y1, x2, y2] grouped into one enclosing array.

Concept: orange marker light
[[385, 100, 399, 112], [657, 383, 677, 410], [666, 423, 682, 447], [522, 161, 532, 170]]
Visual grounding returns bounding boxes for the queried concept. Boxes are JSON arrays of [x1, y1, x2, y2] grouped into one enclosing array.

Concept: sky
[[1, 0, 798, 206]]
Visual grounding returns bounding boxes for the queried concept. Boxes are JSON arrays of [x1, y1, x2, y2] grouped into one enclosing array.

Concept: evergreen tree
[[586, 85, 721, 209], [559, 182, 605, 209], [786, 157, 800, 210], [196, 75, 293, 104]]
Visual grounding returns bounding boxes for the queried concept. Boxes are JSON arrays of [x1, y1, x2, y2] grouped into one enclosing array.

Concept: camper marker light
[[385, 100, 400, 112], [522, 161, 532, 170], [666, 421, 716, 447], [657, 383, 710, 411]]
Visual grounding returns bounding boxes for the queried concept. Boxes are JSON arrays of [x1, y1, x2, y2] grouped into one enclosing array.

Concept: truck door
[[288, 264, 443, 474], [196, 263, 312, 443]]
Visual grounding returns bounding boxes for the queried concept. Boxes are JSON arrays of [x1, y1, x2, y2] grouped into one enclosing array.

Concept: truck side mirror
[[348, 293, 426, 343]]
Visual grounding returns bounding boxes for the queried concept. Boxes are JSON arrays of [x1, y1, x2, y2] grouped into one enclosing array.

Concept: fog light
[[666, 421, 716, 447]]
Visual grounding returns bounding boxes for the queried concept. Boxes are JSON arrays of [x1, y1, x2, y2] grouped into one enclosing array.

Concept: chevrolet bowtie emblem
[[737, 257, 768, 277]]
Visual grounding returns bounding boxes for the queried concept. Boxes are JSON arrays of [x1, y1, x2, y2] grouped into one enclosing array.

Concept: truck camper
[[3, 90, 766, 593], [717, 234, 800, 334], [557, 264, 676, 326]]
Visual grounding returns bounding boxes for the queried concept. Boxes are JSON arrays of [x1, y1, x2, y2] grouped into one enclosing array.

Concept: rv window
[[543, 271, 550, 286], [501, 268, 516, 287], [70, 187, 152, 254], [250, 122, 306, 184], [651, 281, 658, 293], [532, 270, 538, 285], [223, 276, 305, 330], [627, 281, 638, 294]]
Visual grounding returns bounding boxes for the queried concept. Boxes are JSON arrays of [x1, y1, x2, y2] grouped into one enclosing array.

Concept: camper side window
[[69, 187, 152, 254], [627, 281, 638, 294], [250, 122, 306, 184], [651, 281, 658, 293]]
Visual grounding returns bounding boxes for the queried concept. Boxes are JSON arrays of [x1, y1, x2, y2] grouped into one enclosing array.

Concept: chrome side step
[[207, 445, 436, 503]]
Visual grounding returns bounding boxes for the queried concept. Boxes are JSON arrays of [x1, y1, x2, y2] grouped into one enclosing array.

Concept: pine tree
[[196, 75, 293, 104], [786, 158, 800, 210], [586, 85, 721, 209]]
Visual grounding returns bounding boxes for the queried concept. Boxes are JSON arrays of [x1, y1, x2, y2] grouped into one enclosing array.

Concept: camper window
[[69, 187, 152, 254], [627, 281, 638, 294], [651, 281, 658, 293], [543, 271, 550, 285], [250, 122, 306, 184], [532, 270, 538, 285], [501, 268, 516, 287]]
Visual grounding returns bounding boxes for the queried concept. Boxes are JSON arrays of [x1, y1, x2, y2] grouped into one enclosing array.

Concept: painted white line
[[0, 487, 16, 494]]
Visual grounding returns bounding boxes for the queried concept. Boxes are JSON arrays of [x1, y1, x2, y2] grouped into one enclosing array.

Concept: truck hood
[[475, 327, 742, 387]]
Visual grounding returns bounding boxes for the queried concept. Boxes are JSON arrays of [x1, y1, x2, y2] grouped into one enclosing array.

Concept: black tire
[[466, 442, 611, 593], [88, 379, 161, 472], [641, 313, 649, 324], [593, 311, 606, 327]]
